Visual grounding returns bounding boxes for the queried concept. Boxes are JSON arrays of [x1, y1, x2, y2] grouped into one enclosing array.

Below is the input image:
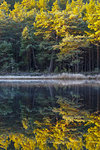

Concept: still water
[[0, 80, 100, 150]]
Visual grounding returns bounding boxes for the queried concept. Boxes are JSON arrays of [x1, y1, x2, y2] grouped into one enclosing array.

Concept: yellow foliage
[[51, 0, 60, 12], [84, 114, 100, 150], [58, 34, 88, 54], [22, 26, 30, 40], [0, 133, 10, 149], [66, 0, 85, 18], [37, 0, 48, 10], [21, 0, 36, 10], [9, 2, 27, 22], [0, 1, 10, 19], [84, 0, 100, 43], [0, 1, 10, 14]]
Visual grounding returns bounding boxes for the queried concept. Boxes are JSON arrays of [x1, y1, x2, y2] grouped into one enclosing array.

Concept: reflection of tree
[[20, 94, 56, 131], [0, 132, 36, 150], [84, 113, 100, 150], [0, 87, 16, 116], [33, 98, 100, 150], [0, 98, 100, 150], [0, 133, 10, 150], [33, 98, 89, 150]]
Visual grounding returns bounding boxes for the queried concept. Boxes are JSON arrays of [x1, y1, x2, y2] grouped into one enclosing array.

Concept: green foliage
[[20, 26, 39, 71], [0, 41, 15, 72]]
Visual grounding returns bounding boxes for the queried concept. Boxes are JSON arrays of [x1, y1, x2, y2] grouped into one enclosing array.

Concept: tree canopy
[[0, 0, 100, 73]]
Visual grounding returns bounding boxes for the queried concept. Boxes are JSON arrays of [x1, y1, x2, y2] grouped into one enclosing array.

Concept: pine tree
[[84, 0, 100, 70], [20, 26, 38, 71], [0, 41, 14, 72]]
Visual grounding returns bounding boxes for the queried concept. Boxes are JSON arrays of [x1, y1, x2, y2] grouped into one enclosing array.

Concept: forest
[[0, 0, 100, 73]]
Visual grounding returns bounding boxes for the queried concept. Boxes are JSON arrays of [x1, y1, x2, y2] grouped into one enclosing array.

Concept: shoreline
[[0, 73, 100, 80]]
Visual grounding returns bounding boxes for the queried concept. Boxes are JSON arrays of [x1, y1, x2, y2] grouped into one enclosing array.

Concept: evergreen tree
[[20, 26, 38, 71], [84, 0, 100, 70], [0, 41, 14, 72]]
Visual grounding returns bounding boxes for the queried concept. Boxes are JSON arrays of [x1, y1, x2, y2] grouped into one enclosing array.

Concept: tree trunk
[[89, 48, 91, 72], [26, 52, 30, 71], [84, 53, 86, 72], [97, 44, 99, 70], [32, 47, 38, 70], [76, 53, 79, 72], [92, 48, 94, 71]]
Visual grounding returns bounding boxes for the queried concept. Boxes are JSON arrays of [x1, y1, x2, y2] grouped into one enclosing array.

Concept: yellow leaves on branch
[[0, 1, 10, 14], [22, 26, 30, 39], [9, 0, 36, 22], [66, 0, 85, 18], [51, 0, 60, 12], [21, 0, 36, 10], [9, 2, 27, 22], [58, 34, 88, 54], [84, 0, 100, 43], [37, 0, 48, 10], [0, 1, 10, 19]]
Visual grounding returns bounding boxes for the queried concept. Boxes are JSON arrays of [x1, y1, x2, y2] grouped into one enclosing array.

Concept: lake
[[0, 80, 100, 150]]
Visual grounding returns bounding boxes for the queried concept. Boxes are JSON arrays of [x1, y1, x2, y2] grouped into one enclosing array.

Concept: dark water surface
[[0, 81, 100, 150]]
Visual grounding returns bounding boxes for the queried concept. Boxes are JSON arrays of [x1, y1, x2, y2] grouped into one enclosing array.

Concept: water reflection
[[0, 82, 100, 150]]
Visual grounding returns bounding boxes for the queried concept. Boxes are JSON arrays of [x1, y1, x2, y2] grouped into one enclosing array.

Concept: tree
[[84, 0, 100, 70], [20, 26, 38, 71], [54, 3, 88, 72], [34, 9, 57, 72], [9, 2, 28, 22], [0, 41, 14, 72], [0, 0, 10, 20]]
